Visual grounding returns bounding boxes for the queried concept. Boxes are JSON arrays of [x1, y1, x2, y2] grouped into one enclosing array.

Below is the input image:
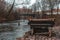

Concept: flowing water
[[0, 20, 30, 40]]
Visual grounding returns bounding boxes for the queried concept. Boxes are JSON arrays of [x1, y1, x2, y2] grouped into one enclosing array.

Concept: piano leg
[[31, 29, 34, 35], [49, 27, 52, 37]]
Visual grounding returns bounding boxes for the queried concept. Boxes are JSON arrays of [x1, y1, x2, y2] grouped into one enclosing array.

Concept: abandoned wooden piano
[[28, 18, 55, 36]]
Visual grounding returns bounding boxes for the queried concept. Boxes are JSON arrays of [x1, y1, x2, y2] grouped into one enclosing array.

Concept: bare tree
[[0, 0, 6, 15], [5, 0, 15, 19], [43, 0, 60, 16], [38, 0, 60, 18]]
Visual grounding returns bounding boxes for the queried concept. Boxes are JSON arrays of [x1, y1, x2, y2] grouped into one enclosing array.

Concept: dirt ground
[[17, 25, 60, 40], [17, 35, 60, 40]]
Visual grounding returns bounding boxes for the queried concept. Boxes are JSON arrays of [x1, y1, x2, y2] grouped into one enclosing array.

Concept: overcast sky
[[5, 0, 60, 9], [5, 0, 36, 8]]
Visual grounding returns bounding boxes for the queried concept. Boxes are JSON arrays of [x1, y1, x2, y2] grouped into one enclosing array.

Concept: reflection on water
[[0, 20, 30, 40]]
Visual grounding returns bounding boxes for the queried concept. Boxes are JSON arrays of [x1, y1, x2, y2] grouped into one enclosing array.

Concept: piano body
[[28, 18, 55, 36]]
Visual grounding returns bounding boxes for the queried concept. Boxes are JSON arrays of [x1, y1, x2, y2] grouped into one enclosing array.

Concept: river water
[[0, 20, 30, 40]]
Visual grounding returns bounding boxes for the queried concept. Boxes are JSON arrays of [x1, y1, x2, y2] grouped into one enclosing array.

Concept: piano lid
[[29, 18, 55, 21]]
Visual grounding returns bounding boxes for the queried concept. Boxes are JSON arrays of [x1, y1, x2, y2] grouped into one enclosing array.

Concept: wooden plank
[[30, 24, 51, 25], [35, 32, 49, 34]]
